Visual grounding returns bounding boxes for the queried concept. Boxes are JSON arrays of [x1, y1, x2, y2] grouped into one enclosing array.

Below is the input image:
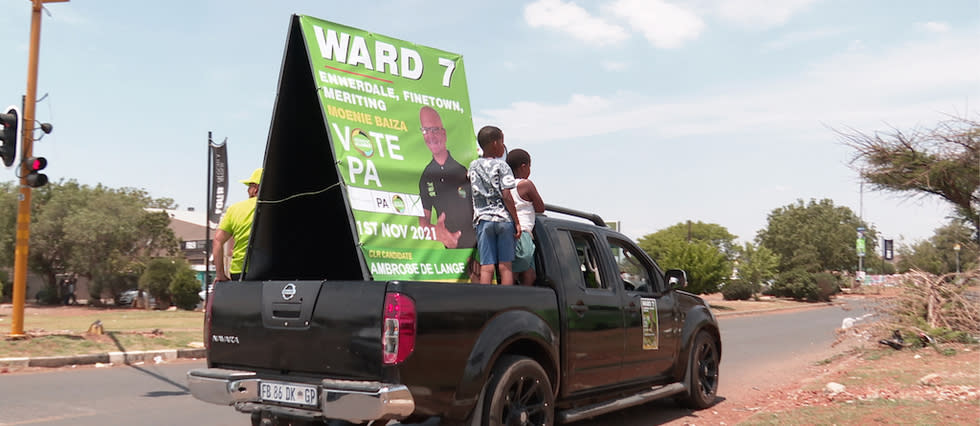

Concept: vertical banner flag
[[299, 16, 478, 282], [209, 137, 228, 225]]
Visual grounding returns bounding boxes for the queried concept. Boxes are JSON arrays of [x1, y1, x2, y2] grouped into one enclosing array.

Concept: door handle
[[570, 300, 588, 314]]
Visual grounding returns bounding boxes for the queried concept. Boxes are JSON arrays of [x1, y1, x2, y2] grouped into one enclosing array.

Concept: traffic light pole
[[9, 0, 68, 337]]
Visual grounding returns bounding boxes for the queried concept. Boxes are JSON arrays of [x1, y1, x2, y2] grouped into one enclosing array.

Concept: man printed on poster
[[417, 106, 476, 249]]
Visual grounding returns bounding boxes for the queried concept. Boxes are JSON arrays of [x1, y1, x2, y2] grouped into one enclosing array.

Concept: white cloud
[[524, 0, 630, 46], [762, 27, 847, 51], [477, 32, 980, 144], [712, 0, 821, 29], [601, 60, 628, 71], [918, 21, 950, 33], [607, 0, 705, 48]]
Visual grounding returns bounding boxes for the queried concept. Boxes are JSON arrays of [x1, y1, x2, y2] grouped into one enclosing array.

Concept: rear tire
[[482, 355, 554, 426], [681, 331, 719, 409]]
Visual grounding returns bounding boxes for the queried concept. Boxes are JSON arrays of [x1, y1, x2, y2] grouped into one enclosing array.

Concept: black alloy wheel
[[683, 330, 719, 409], [484, 355, 554, 426]]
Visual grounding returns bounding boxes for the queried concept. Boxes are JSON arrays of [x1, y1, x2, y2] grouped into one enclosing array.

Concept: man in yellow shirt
[[213, 168, 261, 281]]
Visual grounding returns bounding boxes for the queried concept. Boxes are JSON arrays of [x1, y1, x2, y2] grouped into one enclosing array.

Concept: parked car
[[117, 289, 155, 307]]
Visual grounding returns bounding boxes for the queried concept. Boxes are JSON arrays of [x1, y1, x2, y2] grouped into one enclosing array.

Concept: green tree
[[0, 181, 17, 268], [756, 199, 872, 273], [896, 240, 944, 274], [897, 221, 978, 274], [639, 221, 739, 260], [26, 182, 84, 298], [641, 237, 728, 294], [735, 242, 780, 291], [841, 116, 980, 242], [16, 180, 179, 303]]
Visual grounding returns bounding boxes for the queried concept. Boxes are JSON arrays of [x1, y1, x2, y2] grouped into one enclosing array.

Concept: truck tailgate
[[207, 280, 388, 380]]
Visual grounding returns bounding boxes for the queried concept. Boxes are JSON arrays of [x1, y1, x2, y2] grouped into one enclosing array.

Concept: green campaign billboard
[[298, 16, 478, 282]]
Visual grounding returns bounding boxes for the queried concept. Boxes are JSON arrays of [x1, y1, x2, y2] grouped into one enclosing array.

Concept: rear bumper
[[186, 368, 414, 423]]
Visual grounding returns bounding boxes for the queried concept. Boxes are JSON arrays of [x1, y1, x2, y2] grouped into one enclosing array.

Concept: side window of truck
[[608, 238, 660, 294], [570, 231, 607, 290]]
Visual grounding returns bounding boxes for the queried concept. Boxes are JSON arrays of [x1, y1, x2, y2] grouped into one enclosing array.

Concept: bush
[[813, 272, 840, 301], [32, 280, 65, 305], [876, 269, 980, 344], [170, 267, 202, 311], [139, 258, 180, 308], [771, 269, 833, 302], [0, 269, 8, 301], [721, 279, 757, 300]]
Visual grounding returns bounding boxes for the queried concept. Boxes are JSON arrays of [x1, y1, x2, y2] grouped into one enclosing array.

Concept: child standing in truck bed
[[506, 149, 545, 286], [468, 125, 521, 285]]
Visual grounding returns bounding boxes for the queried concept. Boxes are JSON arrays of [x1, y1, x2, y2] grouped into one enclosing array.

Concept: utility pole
[[856, 182, 865, 285], [953, 243, 961, 273], [9, 0, 69, 337]]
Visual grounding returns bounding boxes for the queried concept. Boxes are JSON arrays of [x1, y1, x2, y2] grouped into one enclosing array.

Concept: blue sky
[[0, 0, 977, 248]]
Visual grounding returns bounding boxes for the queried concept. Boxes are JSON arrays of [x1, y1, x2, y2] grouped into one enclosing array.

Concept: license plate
[[259, 381, 318, 407]]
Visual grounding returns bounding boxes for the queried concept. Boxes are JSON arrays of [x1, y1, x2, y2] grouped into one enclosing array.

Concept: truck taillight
[[383, 292, 416, 365]]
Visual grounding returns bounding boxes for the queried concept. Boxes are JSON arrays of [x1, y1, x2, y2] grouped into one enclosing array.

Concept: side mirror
[[665, 269, 687, 289]]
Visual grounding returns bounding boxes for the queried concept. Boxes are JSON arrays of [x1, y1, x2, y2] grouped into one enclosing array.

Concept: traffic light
[[883, 239, 894, 260], [25, 156, 47, 187], [0, 106, 18, 167]]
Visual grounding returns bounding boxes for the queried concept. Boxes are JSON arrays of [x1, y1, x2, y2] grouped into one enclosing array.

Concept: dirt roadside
[[670, 293, 980, 425]]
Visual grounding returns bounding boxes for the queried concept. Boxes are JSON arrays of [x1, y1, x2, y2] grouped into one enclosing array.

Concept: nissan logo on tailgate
[[281, 283, 296, 301]]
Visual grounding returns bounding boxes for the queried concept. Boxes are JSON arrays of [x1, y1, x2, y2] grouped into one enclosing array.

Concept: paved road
[[0, 298, 876, 426], [574, 297, 876, 425]]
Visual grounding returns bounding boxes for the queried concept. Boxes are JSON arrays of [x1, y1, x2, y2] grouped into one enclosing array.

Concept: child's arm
[[517, 179, 545, 213], [501, 189, 522, 239]]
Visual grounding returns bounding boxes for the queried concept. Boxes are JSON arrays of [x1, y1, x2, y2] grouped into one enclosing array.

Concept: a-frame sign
[[245, 15, 478, 283]]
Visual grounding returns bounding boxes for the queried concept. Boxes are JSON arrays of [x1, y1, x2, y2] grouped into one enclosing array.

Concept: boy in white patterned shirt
[[468, 126, 521, 285]]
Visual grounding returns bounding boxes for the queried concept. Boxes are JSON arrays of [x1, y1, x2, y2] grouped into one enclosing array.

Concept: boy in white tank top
[[506, 149, 545, 285]]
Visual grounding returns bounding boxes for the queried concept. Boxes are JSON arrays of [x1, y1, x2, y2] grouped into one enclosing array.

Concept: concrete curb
[[713, 301, 843, 318], [0, 348, 205, 369]]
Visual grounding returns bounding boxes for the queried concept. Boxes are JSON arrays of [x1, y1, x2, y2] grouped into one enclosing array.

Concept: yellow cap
[[240, 168, 262, 185]]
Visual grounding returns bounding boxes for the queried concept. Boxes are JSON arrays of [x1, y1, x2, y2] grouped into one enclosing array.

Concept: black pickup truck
[[189, 16, 719, 423], [188, 205, 721, 425]]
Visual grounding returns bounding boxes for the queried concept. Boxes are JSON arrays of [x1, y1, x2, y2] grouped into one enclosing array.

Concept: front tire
[[483, 355, 554, 426], [681, 330, 719, 409]]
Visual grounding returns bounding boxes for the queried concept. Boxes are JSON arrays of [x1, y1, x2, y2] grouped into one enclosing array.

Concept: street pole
[[9, 0, 69, 337], [953, 243, 961, 273], [856, 227, 866, 286]]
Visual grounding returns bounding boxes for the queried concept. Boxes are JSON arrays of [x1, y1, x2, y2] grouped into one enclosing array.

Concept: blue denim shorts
[[476, 220, 516, 265]]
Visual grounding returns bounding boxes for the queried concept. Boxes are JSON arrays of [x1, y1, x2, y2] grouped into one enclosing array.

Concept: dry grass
[[703, 293, 829, 313], [872, 268, 980, 343], [0, 305, 203, 358]]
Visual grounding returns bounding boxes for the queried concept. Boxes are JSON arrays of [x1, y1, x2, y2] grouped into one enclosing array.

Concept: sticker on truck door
[[641, 298, 659, 350]]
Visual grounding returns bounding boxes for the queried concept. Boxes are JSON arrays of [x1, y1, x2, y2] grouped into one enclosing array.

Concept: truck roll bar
[[543, 204, 607, 227]]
